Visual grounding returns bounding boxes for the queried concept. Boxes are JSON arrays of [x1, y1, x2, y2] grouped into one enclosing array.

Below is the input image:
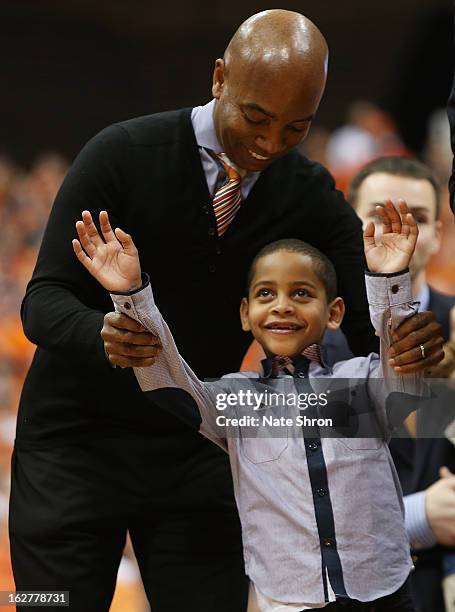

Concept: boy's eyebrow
[[252, 280, 318, 290]]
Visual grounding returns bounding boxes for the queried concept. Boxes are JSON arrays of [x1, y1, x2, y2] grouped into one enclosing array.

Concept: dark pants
[[306, 577, 416, 611], [9, 433, 248, 612]]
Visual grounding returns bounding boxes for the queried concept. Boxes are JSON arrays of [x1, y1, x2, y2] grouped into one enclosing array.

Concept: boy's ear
[[326, 297, 345, 331], [240, 297, 251, 332]]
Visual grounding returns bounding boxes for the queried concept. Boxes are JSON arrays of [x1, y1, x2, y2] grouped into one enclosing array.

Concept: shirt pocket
[[335, 437, 383, 451], [237, 405, 289, 464]]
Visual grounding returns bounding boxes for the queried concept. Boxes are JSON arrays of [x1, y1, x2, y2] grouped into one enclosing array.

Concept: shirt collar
[[191, 99, 222, 153], [260, 344, 323, 378]]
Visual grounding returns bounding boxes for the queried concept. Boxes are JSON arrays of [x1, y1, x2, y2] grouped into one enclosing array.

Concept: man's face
[[354, 173, 441, 279], [240, 251, 343, 358], [212, 58, 325, 172]]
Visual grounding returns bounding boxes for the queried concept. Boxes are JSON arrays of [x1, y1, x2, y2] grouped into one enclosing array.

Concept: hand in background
[[364, 199, 418, 274], [72, 210, 142, 293], [425, 467, 455, 546]]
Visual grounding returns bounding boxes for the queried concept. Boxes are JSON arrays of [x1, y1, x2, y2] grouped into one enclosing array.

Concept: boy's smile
[[240, 250, 344, 359]]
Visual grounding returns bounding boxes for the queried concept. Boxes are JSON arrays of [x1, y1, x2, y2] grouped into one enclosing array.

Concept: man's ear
[[212, 58, 225, 99], [326, 297, 345, 331], [240, 297, 251, 332], [430, 219, 443, 255]]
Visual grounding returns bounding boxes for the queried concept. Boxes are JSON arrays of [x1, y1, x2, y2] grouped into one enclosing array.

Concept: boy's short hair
[[348, 156, 441, 219], [246, 239, 338, 302]]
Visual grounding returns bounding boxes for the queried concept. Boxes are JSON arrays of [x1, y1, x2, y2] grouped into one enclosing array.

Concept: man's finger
[[392, 349, 445, 374], [103, 312, 148, 333], [389, 335, 444, 367], [107, 354, 158, 368], [104, 342, 161, 358]]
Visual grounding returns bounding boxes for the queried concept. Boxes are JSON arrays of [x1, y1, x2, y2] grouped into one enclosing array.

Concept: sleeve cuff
[[365, 269, 413, 307], [404, 491, 437, 549]]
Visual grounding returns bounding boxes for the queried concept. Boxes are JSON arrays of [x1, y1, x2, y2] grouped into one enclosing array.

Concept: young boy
[[73, 201, 422, 611]]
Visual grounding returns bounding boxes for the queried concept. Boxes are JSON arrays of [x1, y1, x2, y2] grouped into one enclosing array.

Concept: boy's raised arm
[[72, 210, 228, 451], [361, 200, 426, 431]]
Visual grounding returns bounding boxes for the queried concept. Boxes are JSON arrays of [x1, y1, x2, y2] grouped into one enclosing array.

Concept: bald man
[[11, 10, 442, 612]]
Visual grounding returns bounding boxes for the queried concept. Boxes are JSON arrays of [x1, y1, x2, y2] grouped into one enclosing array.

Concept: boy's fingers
[[75, 220, 96, 257], [384, 199, 401, 233], [375, 205, 391, 233], [99, 210, 116, 243], [115, 227, 138, 256], [363, 221, 375, 245], [72, 239, 92, 268], [81, 210, 104, 246]]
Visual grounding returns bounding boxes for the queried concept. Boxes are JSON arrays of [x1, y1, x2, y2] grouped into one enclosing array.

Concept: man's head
[[212, 10, 328, 172], [240, 239, 344, 357], [349, 156, 442, 282]]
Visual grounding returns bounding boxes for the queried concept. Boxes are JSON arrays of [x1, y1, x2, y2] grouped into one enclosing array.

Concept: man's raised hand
[[72, 210, 142, 293], [364, 200, 418, 274]]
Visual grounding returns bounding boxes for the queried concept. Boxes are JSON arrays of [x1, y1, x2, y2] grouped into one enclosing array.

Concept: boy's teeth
[[249, 150, 269, 160]]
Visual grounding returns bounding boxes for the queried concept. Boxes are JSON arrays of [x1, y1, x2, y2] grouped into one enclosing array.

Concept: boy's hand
[[364, 199, 418, 273], [72, 210, 142, 293]]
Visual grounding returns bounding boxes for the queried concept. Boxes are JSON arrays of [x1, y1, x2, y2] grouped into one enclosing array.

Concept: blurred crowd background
[[0, 0, 453, 610]]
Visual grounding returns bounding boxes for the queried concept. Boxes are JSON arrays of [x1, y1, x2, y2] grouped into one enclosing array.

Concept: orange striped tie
[[213, 156, 242, 236]]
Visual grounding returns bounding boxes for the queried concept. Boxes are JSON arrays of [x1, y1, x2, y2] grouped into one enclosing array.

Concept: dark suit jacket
[[324, 286, 455, 611], [18, 108, 376, 449]]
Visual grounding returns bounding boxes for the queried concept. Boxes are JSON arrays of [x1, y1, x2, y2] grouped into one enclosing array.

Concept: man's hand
[[389, 311, 444, 373], [364, 199, 418, 274], [425, 467, 455, 546], [72, 210, 142, 293], [102, 312, 161, 368]]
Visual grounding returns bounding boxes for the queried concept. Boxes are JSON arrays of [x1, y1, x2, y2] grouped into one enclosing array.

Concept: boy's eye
[[294, 289, 309, 298], [256, 288, 273, 298]]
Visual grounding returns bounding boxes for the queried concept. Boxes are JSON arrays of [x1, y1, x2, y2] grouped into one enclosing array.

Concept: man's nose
[[255, 129, 286, 156]]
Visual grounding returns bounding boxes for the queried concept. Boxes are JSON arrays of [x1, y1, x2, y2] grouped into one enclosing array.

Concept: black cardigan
[[18, 108, 376, 447]]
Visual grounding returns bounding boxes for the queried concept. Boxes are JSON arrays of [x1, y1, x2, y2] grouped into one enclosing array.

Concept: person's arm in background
[[21, 125, 159, 368], [448, 11, 455, 215]]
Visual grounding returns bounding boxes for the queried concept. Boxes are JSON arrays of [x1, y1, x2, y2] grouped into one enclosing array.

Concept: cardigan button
[[208, 227, 216, 236], [208, 264, 216, 273]]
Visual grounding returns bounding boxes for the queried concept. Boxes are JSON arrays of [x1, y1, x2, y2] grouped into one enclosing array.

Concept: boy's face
[[240, 250, 344, 358]]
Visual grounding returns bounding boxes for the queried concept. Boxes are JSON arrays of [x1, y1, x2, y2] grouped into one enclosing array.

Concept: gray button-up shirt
[[111, 270, 422, 606]]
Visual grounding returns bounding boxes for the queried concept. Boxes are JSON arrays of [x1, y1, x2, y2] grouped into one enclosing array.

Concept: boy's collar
[[261, 343, 324, 378]]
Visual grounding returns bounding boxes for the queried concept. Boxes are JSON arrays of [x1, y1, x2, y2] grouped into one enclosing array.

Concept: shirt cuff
[[404, 491, 437, 549], [365, 269, 412, 307]]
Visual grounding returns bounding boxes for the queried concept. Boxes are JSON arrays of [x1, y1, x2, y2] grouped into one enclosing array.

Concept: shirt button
[[124, 302, 131, 310], [317, 488, 327, 497], [323, 538, 333, 547], [202, 205, 209, 214], [307, 441, 319, 451], [297, 371, 306, 378], [208, 264, 216, 273], [391, 284, 399, 294], [208, 227, 216, 236]]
